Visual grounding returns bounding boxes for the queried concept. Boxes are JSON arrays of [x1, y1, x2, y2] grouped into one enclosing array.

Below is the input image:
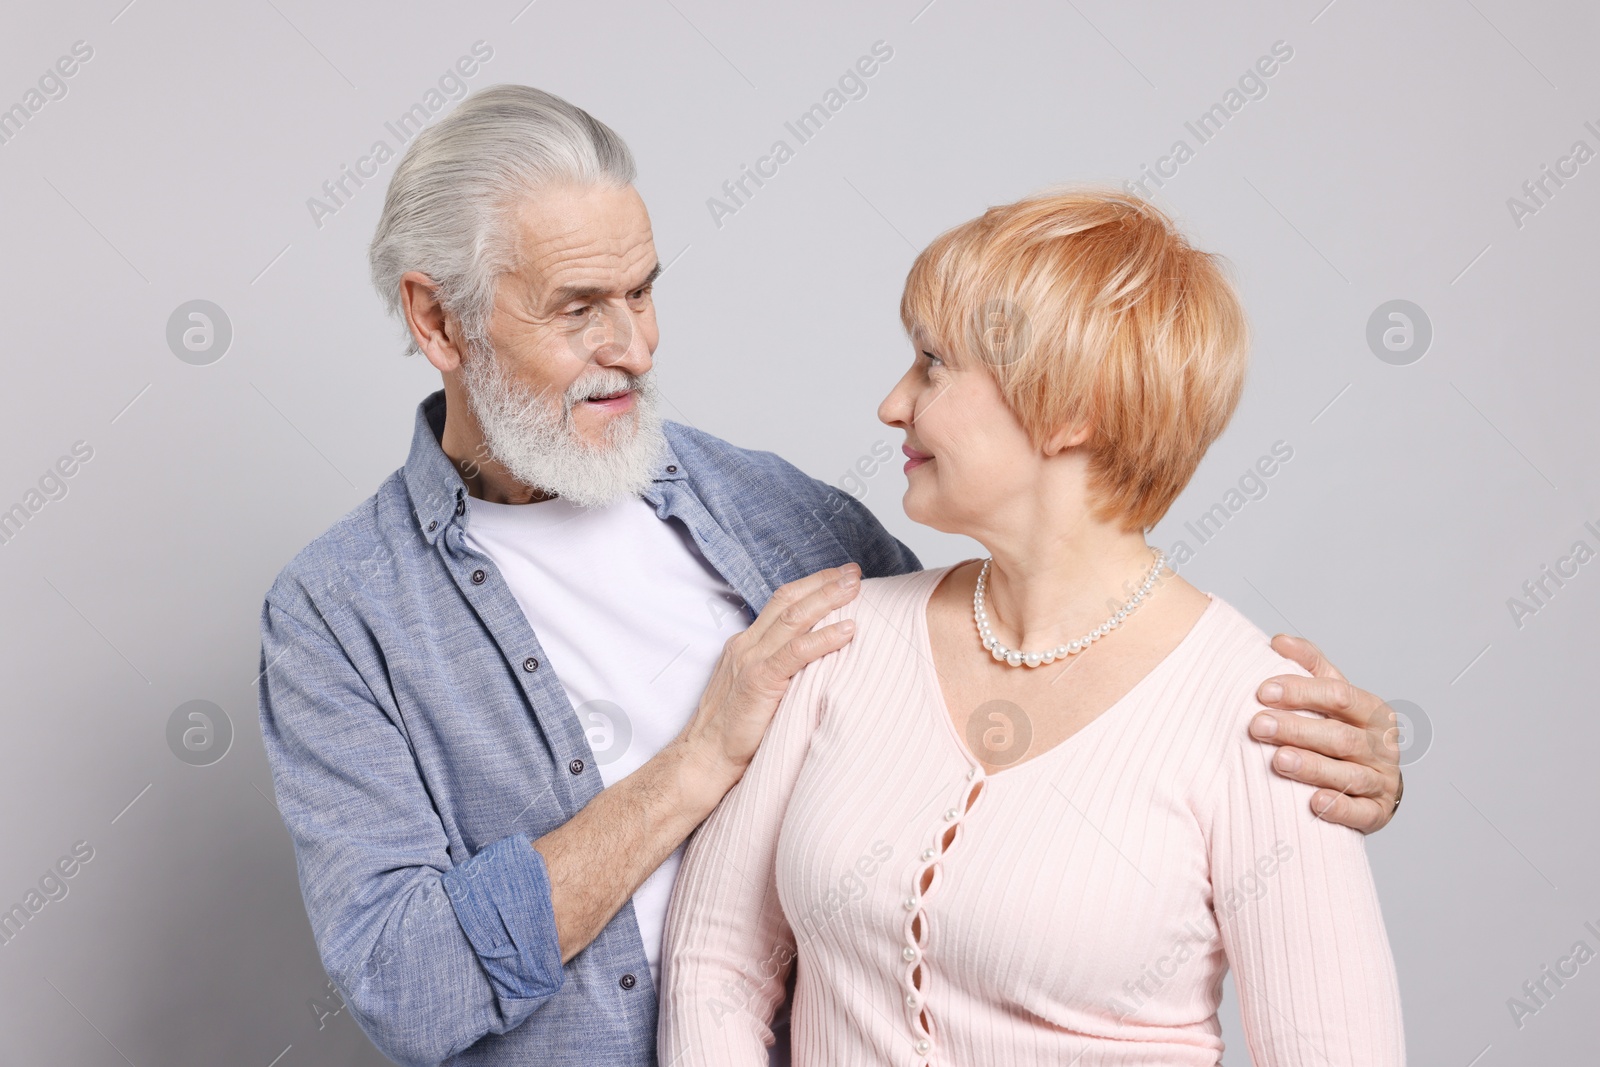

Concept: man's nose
[[581, 305, 650, 375]]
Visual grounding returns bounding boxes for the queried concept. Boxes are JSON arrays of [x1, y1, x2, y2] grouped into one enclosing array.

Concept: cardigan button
[[902, 946, 917, 962], [915, 1038, 931, 1053]]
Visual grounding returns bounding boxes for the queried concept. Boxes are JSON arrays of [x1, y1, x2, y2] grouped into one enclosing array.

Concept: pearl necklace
[[973, 549, 1167, 668]]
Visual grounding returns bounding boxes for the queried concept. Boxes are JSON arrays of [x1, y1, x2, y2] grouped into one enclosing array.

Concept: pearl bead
[[1023, 652, 1042, 668]]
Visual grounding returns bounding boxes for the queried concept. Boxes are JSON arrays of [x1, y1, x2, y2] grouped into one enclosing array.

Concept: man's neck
[[438, 379, 554, 504]]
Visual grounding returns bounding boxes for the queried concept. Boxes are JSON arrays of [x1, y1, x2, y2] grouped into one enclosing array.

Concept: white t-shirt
[[462, 493, 748, 989]]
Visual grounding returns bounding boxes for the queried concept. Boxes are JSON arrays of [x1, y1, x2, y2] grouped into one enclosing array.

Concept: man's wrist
[[662, 737, 740, 822]]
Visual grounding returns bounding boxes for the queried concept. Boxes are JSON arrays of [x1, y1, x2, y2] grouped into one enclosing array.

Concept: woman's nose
[[878, 372, 912, 427]]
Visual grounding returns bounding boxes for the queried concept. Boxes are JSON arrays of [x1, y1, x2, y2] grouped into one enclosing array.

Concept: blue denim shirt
[[256, 391, 921, 1066]]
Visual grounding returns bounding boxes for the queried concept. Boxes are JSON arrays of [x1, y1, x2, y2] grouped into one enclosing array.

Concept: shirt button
[[426, 521, 438, 533], [455, 499, 466, 516], [471, 569, 486, 584], [666, 464, 678, 473], [619, 973, 637, 990], [569, 758, 585, 775], [902, 946, 917, 962], [523, 657, 539, 672]]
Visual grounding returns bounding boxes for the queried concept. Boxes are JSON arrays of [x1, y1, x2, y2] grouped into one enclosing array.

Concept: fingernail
[[1250, 713, 1277, 739], [1274, 749, 1301, 772], [839, 619, 855, 633], [1259, 682, 1283, 703], [1313, 793, 1334, 815], [839, 573, 859, 588]]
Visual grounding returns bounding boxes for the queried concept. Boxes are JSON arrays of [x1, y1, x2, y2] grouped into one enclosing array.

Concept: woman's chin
[[900, 489, 954, 534]]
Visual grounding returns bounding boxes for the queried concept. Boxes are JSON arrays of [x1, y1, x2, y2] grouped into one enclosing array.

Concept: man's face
[[485, 182, 661, 446]]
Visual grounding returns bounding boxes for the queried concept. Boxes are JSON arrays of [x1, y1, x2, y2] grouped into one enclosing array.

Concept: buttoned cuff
[[442, 833, 565, 1004]]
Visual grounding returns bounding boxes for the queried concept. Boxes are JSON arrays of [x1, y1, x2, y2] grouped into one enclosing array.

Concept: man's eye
[[566, 305, 591, 318]]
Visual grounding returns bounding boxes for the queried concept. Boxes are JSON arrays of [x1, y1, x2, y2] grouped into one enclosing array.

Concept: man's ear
[[400, 270, 467, 373], [1041, 418, 1093, 457]]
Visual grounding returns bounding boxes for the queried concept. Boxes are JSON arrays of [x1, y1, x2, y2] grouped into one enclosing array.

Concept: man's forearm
[[532, 738, 732, 963]]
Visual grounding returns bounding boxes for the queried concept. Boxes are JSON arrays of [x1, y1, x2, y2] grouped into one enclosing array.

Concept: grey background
[[1, 0, 1595, 1063]]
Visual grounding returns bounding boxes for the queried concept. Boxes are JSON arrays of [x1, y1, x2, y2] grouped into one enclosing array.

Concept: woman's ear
[[1042, 419, 1093, 456]]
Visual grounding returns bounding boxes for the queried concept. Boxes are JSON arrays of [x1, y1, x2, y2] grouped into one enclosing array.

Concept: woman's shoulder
[[858, 563, 951, 604], [1172, 593, 1316, 733]]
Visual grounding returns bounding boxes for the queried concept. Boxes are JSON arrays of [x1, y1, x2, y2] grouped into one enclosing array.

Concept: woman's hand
[[1247, 634, 1403, 833]]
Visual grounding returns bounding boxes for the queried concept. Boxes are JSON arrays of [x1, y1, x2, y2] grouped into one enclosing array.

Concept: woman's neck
[[979, 526, 1162, 653]]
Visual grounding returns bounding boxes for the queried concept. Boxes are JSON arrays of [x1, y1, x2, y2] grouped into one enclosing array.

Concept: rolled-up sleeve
[[441, 833, 563, 1000], [258, 596, 563, 1066]]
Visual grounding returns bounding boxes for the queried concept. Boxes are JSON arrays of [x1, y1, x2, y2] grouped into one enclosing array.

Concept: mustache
[[565, 368, 647, 406]]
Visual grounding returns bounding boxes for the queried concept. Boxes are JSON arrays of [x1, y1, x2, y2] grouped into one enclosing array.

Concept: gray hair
[[368, 84, 637, 357]]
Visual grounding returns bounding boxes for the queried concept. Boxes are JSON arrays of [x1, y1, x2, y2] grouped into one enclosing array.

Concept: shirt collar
[[403, 389, 689, 545]]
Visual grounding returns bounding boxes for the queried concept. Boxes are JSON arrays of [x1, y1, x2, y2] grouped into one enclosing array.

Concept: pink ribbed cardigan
[[659, 566, 1404, 1066]]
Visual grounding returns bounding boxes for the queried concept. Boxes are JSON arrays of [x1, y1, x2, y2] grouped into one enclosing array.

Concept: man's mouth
[[576, 388, 634, 412]]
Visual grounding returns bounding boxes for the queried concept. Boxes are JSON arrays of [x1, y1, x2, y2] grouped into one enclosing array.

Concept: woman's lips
[[902, 443, 932, 473]]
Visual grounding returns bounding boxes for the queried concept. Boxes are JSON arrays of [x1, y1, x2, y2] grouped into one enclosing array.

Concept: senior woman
[[658, 188, 1403, 1066]]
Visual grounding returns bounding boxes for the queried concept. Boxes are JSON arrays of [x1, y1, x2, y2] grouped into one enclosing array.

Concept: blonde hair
[[899, 186, 1250, 532]]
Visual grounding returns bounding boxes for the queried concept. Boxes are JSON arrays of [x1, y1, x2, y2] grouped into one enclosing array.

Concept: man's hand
[[679, 562, 862, 798], [1248, 634, 1402, 833], [534, 562, 864, 964]]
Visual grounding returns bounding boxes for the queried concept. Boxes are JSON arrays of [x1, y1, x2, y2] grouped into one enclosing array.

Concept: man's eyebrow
[[546, 262, 663, 308]]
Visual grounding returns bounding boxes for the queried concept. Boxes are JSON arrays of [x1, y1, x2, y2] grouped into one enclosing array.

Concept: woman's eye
[[922, 350, 943, 367]]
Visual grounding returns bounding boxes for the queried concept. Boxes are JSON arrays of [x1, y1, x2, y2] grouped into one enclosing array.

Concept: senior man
[[257, 85, 1402, 1066]]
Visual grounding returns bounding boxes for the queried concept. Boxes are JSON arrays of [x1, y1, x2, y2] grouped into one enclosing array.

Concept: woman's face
[[877, 336, 1047, 537]]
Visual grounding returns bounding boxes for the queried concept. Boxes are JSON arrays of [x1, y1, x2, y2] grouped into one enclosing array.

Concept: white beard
[[459, 341, 667, 508]]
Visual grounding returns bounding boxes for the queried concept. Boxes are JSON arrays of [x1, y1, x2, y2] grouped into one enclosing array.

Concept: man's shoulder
[[664, 420, 831, 499], [663, 420, 921, 579], [264, 471, 412, 614]]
